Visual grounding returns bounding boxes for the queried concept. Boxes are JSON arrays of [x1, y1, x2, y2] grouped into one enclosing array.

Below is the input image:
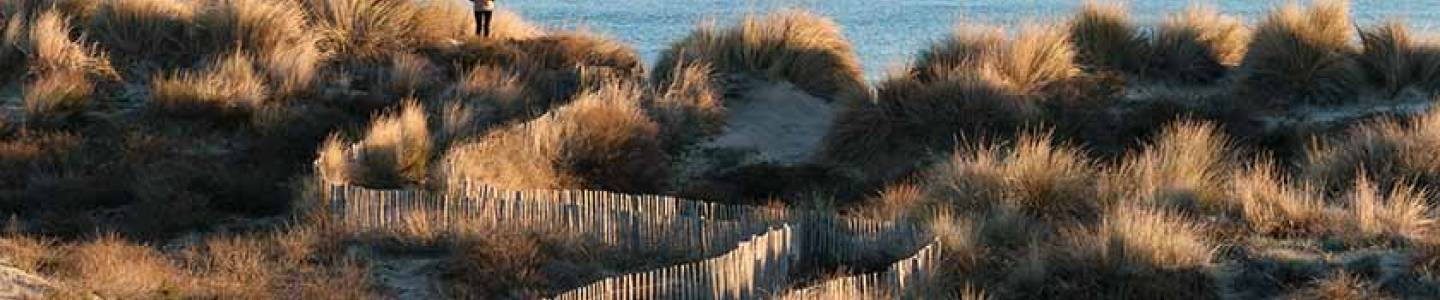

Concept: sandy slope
[[700, 81, 837, 166]]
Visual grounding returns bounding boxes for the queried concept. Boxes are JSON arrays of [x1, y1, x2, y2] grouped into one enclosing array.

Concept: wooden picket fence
[[777, 238, 944, 300], [318, 172, 944, 299], [324, 182, 929, 262], [326, 182, 776, 256], [551, 225, 799, 300]]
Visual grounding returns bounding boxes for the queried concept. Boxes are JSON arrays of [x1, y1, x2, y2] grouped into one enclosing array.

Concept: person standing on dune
[[474, 0, 496, 37]]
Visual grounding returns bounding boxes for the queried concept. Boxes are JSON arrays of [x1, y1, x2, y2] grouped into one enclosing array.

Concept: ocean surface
[[500, 0, 1440, 78]]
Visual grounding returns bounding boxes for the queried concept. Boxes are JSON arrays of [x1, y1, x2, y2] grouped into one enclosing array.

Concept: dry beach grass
[[1, 0, 1440, 298]]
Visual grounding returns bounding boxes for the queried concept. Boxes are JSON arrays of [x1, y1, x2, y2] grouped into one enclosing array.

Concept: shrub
[[1105, 121, 1237, 213], [512, 32, 644, 78], [256, 41, 324, 100], [441, 64, 538, 133], [195, 0, 310, 56], [0, 234, 54, 273], [653, 9, 867, 103], [149, 52, 268, 118], [439, 81, 668, 193], [183, 235, 274, 298], [1344, 175, 1434, 244], [304, 0, 418, 61], [990, 24, 1081, 95], [5, 231, 376, 299], [1303, 109, 1440, 193], [1149, 5, 1248, 83], [1283, 271, 1392, 300], [53, 235, 188, 299], [439, 231, 550, 298], [86, 0, 197, 64], [924, 132, 1100, 222], [1357, 21, 1440, 95], [823, 22, 1078, 182], [1069, 1, 1150, 75], [922, 208, 988, 280], [912, 24, 1005, 83], [1238, 0, 1360, 105], [27, 10, 117, 80], [858, 183, 926, 220], [1008, 207, 1216, 299], [3, 0, 98, 20], [1232, 159, 1339, 237], [823, 75, 1033, 181], [23, 70, 93, 122], [648, 61, 725, 153], [386, 52, 438, 96], [355, 100, 431, 187], [410, 0, 472, 45], [316, 100, 431, 188]]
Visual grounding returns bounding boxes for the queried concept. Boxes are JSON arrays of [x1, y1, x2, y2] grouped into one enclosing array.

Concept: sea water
[[501, 0, 1440, 78]]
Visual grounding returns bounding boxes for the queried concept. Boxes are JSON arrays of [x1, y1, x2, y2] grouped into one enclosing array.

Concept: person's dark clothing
[[475, 10, 493, 37], [473, 0, 495, 37]]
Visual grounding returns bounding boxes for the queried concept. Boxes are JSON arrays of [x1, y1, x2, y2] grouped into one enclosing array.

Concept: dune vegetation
[[2, 0, 1440, 299]]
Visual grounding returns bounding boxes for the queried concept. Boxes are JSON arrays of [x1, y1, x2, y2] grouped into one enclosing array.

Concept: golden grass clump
[[256, 41, 324, 100], [1149, 5, 1248, 83], [386, 52, 438, 95], [150, 52, 268, 117], [200, 0, 323, 99], [87, 0, 197, 62], [441, 64, 539, 134], [53, 235, 187, 299], [1344, 175, 1435, 244], [410, 0, 473, 45], [648, 61, 725, 152], [317, 100, 431, 188], [924, 207, 986, 275], [0, 234, 54, 273], [440, 81, 668, 193], [513, 32, 644, 78], [304, 0, 418, 60], [653, 9, 867, 103], [1358, 21, 1440, 95], [1019, 207, 1215, 299], [19, 11, 115, 124], [984, 24, 1081, 95], [924, 133, 1100, 221], [26, 10, 117, 80], [1106, 121, 1236, 212], [855, 183, 927, 222], [1283, 271, 1393, 300], [1238, 0, 1360, 104], [1303, 109, 1440, 193], [24, 70, 93, 121], [195, 0, 311, 55], [912, 24, 1005, 82], [823, 23, 1076, 181], [823, 76, 1031, 181], [3, 0, 99, 20], [3, 230, 376, 299], [1232, 159, 1338, 237], [1069, 1, 1150, 74], [1094, 207, 1213, 269]]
